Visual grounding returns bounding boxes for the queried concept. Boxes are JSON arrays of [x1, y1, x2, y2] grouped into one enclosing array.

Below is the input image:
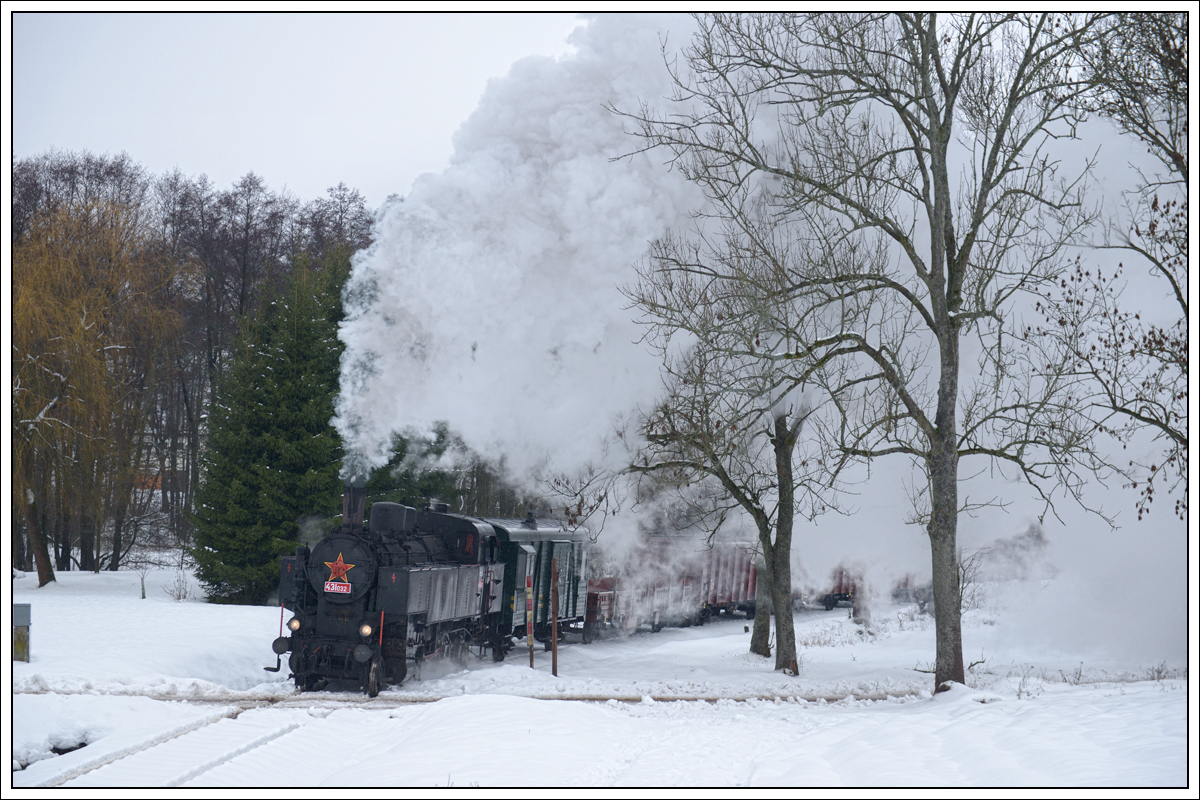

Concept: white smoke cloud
[[335, 14, 702, 483], [333, 13, 1188, 668]]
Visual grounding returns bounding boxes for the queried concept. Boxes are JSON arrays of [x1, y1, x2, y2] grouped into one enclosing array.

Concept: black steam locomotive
[[268, 481, 588, 696]]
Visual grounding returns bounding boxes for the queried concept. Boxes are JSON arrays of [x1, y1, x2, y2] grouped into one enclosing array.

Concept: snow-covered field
[[8, 567, 1190, 789]]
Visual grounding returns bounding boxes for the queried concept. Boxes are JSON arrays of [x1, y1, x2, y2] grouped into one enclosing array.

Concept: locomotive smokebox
[[342, 475, 368, 536]]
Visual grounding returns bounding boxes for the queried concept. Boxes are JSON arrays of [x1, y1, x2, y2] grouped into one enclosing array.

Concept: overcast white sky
[[11, 11, 585, 207]]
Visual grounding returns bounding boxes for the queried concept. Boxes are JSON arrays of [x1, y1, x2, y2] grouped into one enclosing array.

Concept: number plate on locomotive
[[324, 581, 352, 594]]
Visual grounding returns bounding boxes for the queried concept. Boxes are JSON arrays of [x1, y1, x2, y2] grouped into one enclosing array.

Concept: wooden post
[[551, 558, 559, 677], [527, 574, 534, 668]]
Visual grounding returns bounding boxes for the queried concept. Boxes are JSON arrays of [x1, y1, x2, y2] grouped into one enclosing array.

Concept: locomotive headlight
[[287, 617, 301, 632], [359, 623, 373, 638]]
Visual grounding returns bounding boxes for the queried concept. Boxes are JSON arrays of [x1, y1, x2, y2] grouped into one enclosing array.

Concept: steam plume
[[335, 14, 699, 482]]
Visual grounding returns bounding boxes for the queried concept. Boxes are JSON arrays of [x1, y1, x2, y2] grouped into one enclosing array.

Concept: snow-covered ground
[[8, 567, 1191, 789]]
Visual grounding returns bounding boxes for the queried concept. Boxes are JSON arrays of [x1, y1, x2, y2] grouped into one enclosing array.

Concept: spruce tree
[[191, 263, 345, 604]]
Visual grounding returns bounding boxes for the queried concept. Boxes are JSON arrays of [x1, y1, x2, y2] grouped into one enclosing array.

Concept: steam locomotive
[[268, 481, 587, 696]]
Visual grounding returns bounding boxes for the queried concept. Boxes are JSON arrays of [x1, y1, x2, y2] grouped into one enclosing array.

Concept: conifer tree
[[191, 262, 345, 604]]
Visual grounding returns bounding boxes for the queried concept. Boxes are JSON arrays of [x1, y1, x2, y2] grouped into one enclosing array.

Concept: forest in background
[[11, 150, 544, 599]]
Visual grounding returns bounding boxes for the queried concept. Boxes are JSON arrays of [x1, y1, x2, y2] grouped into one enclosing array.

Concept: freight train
[[268, 482, 759, 696]]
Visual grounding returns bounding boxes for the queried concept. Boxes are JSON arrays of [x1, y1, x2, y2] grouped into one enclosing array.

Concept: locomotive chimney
[[342, 475, 368, 536]]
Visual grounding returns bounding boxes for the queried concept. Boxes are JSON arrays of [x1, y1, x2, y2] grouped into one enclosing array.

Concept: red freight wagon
[[701, 541, 757, 617], [584, 538, 758, 639], [584, 576, 619, 642], [821, 566, 857, 610]]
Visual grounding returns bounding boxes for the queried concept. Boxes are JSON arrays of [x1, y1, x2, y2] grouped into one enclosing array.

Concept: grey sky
[[12, 12, 584, 207]]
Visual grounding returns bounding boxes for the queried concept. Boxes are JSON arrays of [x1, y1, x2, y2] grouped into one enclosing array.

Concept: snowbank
[[8, 568, 1188, 788]]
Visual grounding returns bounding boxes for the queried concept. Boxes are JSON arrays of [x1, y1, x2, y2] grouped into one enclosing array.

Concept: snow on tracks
[[13, 703, 238, 788], [60, 709, 312, 788]]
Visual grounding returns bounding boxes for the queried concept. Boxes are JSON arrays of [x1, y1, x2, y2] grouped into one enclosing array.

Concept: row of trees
[[617, 12, 1187, 690], [12, 149, 573, 602], [12, 149, 373, 587]]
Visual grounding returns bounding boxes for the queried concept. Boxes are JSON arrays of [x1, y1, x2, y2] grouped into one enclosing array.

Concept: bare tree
[[625, 224, 836, 673], [301, 182, 374, 262], [219, 172, 297, 318], [12, 195, 178, 580], [1034, 12, 1187, 519], [623, 13, 1110, 691]]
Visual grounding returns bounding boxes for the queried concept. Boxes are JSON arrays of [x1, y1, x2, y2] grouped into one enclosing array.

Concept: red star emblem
[[324, 552, 355, 583]]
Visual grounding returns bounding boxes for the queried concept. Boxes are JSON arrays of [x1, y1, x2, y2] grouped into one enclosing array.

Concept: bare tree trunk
[[929, 521, 964, 690], [769, 552, 798, 674], [770, 414, 799, 675], [21, 450, 55, 587], [13, 516, 27, 574], [929, 334, 964, 689], [750, 560, 771, 657], [110, 499, 128, 571], [79, 472, 96, 572], [160, 438, 170, 513], [58, 497, 73, 572], [26, 503, 56, 587]]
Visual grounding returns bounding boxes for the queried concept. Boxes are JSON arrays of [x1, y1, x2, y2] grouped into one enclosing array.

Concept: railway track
[[16, 684, 922, 708], [16, 683, 924, 787]]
